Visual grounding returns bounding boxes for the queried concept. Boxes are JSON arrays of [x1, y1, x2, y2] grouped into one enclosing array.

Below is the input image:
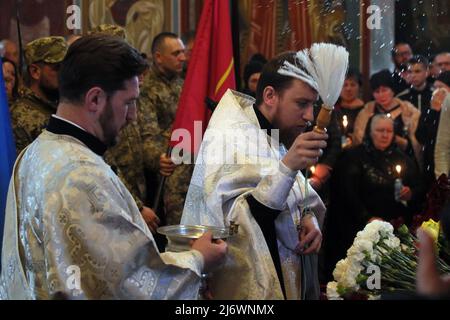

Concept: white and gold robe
[[181, 90, 326, 300], [0, 130, 203, 299]]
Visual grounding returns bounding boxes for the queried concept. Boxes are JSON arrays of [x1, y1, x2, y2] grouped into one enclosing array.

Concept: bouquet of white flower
[[326, 220, 450, 300]]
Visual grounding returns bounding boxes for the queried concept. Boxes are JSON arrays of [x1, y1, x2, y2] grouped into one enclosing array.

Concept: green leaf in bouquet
[[397, 224, 410, 238], [356, 274, 368, 286], [337, 283, 349, 296]]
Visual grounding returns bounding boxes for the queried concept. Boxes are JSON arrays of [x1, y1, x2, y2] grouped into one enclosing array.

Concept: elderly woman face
[[370, 117, 394, 151], [373, 86, 395, 109]]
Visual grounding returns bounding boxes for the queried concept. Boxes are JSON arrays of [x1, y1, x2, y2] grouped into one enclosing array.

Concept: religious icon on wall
[[87, 0, 165, 55]]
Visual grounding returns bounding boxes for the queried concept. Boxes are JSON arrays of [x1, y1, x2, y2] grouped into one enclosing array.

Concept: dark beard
[[99, 101, 119, 147], [276, 123, 306, 150], [40, 84, 59, 103], [279, 129, 295, 149]]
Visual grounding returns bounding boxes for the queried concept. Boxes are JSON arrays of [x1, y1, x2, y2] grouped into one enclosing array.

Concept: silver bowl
[[157, 224, 232, 252]]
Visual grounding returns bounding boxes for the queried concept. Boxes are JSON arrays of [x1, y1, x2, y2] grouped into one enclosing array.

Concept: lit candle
[[395, 165, 402, 178], [310, 166, 316, 175], [342, 115, 348, 131], [341, 116, 349, 148], [394, 165, 403, 202]]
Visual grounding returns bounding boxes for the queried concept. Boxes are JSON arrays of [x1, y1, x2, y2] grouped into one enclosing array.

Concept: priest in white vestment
[[181, 52, 329, 300], [0, 35, 227, 300]]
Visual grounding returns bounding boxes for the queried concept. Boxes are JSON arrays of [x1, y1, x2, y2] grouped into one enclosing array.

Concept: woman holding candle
[[323, 114, 424, 281], [353, 70, 422, 165], [335, 69, 365, 146]]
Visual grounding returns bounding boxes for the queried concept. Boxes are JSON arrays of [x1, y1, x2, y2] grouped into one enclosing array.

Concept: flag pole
[[15, 0, 24, 77], [152, 146, 172, 216], [230, 0, 241, 90]]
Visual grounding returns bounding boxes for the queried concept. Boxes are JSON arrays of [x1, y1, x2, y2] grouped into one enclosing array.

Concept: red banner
[[170, 0, 236, 156]]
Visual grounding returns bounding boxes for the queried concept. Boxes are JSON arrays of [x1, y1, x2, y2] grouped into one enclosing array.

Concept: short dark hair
[[59, 35, 148, 103], [408, 55, 429, 68], [249, 53, 268, 65], [182, 31, 196, 45], [151, 32, 180, 55], [370, 69, 394, 91], [391, 42, 411, 58], [346, 68, 362, 86], [243, 61, 264, 89], [255, 52, 310, 106]]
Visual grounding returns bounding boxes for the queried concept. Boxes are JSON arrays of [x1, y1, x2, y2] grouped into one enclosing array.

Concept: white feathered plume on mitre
[[278, 43, 349, 110]]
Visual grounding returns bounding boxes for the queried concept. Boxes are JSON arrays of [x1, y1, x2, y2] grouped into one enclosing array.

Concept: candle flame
[[395, 165, 402, 175], [342, 115, 348, 128], [310, 166, 316, 174]]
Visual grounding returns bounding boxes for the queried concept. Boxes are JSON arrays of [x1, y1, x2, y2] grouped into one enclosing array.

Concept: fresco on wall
[[88, 0, 165, 55]]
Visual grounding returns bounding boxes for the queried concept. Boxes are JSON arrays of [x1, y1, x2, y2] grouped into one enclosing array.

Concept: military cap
[[25, 36, 67, 66], [89, 24, 127, 40]]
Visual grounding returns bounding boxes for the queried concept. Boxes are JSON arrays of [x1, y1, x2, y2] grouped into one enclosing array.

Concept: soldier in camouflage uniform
[[10, 36, 67, 155], [88, 25, 160, 233], [139, 32, 193, 225], [88, 24, 128, 40]]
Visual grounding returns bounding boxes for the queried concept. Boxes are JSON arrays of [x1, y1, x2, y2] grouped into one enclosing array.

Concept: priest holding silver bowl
[[157, 222, 238, 299]]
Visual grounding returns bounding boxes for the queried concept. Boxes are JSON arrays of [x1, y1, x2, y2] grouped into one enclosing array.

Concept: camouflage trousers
[[163, 164, 194, 225]]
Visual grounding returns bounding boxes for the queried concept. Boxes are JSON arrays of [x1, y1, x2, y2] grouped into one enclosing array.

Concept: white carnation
[[333, 259, 348, 283], [383, 236, 401, 249], [326, 281, 343, 300], [347, 245, 365, 263]]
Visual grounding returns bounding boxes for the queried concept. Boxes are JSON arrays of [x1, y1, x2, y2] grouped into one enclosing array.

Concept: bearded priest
[[0, 35, 227, 300], [181, 51, 330, 300]]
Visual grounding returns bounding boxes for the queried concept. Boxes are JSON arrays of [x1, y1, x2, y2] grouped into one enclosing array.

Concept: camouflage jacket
[[104, 116, 147, 211], [138, 67, 196, 224], [10, 87, 57, 155], [139, 66, 184, 172], [104, 65, 184, 213]]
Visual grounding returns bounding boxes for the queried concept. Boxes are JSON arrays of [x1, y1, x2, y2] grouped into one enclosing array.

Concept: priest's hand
[[141, 206, 160, 233], [191, 232, 228, 272], [160, 153, 177, 176], [417, 228, 450, 296], [282, 131, 328, 171], [296, 214, 322, 255]]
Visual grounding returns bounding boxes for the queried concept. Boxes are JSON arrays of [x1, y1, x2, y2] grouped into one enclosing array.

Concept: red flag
[[170, 0, 236, 158]]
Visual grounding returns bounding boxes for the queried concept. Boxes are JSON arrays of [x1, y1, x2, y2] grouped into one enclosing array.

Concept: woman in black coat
[[323, 114, 425, 281]]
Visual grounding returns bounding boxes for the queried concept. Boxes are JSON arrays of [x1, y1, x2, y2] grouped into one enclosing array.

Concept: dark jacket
[[323, 140, 424, 281]]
